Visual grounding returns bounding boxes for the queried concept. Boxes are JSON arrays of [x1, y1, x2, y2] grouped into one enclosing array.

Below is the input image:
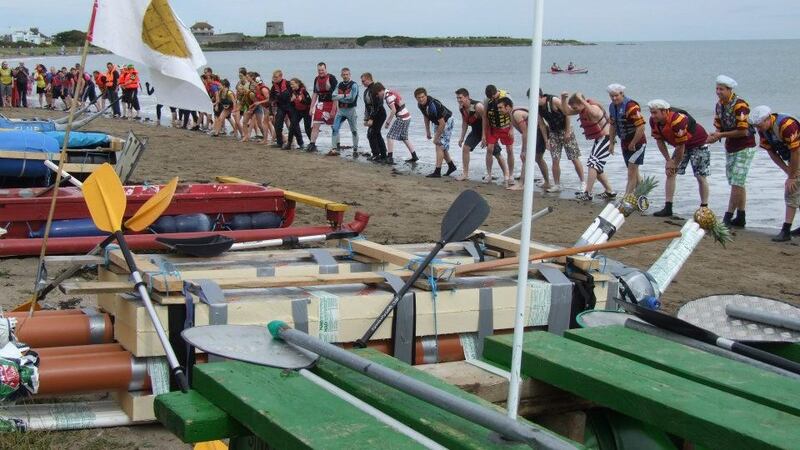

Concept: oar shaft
[[276, 326, 573, 449], [456, 231, 682, 275], [498, 207, 554, 236], [719, 338, 800, 375], [115, 232, 189, 392]]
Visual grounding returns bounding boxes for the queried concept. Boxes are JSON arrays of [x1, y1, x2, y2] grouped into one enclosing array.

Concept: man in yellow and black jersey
[[482, 85, 514, 188]]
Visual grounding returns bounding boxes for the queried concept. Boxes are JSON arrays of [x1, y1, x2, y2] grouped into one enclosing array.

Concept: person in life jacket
[[607, 84, 647, 196], [0, 61, 12, 107], [482, 85, 514, 187], [749, 105, 800, 242], [647, 99, 711, 217], [271, 70, 292, 149], [414, 87, 457, 178], [289, 78, 312, 149], [360, 72, 388, 162], [307, 62, 338, 153], [498, 94, 551, 192], [105, 62, 121, 117], [705, 75, 758, 228], [212, 79, 241, 139], [538, 89, 585, 193], [455, 88, 488, 181], [34, 64, 47, 108], [561, 92, 615, 201], [121, 64, 140, 118], [241, 72, 270, 143], [329, 67, 359, 156]]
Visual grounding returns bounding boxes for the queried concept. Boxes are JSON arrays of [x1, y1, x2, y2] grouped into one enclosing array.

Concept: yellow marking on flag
[[142, 0, 190, 58]]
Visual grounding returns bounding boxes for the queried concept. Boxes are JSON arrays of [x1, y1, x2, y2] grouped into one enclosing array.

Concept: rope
[[102, 244, 121, 268], [148, 258, 182, 297]]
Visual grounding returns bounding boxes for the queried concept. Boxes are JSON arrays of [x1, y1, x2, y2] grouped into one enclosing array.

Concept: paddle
[[618, 300, 800, 375], [181, 323, 574, 450], [14, 171, 179, 312], [83, 163, 188, 392], [154, 230, 360, 258], [355, 190, 490, 348]]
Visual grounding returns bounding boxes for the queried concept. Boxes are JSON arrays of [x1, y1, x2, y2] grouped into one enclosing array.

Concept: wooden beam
[[566, 326, 800, 416], [348, 239, 462, 278], [154, 389, 248, 443], [192, 360, 425, 448], [214, 175, 349, 213], [484, 332, 800, 450]]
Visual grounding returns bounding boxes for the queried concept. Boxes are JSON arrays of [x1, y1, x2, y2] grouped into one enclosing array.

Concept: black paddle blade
[[441, 190, 490, 243], [618, 300, 719, 344], [155, 235, 235, 258]]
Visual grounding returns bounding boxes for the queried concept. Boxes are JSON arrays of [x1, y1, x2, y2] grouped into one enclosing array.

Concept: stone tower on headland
[[266, 22, 284, 36]]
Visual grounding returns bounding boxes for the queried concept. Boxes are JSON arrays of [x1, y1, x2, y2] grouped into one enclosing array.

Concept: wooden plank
[[348, 240, 459, 278], [214, 175, 349, 212], [474, 230, 599, 271], [192, 361, 427, 449], [413, 361, 591, 416], [565, 326, 800, 417], [154, 389, 248, 443], [62, 280, 133, 294], [314, 348, 577, 449], [483, 332, 800, 450]]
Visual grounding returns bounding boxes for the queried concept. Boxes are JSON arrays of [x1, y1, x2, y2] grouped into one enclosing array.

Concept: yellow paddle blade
[[124, 177, 179, 232], [194, 441, 228, 450], [82, 163, 126, 233]]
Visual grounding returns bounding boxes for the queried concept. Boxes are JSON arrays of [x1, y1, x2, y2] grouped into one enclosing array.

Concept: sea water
[[30, 40, 799, 229]]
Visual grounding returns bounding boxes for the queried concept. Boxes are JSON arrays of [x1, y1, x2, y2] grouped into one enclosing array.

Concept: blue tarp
[[0, 131, 58, 178], [42, 131, 111, 149], [0, 118, 56, 132]]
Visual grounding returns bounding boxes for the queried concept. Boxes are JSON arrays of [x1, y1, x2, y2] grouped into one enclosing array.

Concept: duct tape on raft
[[526, 278, 552, 327], [648, 221, 704, 294], [128, 357, 149, 391], [381, 272, 416, 365], [81, 307, 106, 345], [311, 290, 339, 343], [420, 335, 438, 364], [477, 287, 493, 358], [291, 298, 310, 334], [538, 265, 574, 336], [146, 357, 170, 395], [308, 248, 339, 274]]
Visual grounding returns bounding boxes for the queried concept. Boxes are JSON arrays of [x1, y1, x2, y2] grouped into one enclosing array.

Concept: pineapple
[[617, 176, 658, 217], [694, 207, 733, 247]]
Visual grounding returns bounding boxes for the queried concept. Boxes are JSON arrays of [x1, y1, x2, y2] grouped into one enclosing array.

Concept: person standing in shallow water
[[414, 87, 457, 178], [454, 88, 486, 181], [538, 89, 584, 193], [373, 82, 416, 165], [482, 85, 514, 187], [748, 105, 800, 242], [706, 75, 757, 228]]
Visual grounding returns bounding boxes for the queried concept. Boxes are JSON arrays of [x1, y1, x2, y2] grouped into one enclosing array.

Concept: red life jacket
[[292, 87, 310, 111], [254, 82, 269, 102], [578, 99, 608, 140], [460, 100, 481, 126]]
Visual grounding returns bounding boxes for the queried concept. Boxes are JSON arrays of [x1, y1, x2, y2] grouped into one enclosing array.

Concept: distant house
[[190, 22, 214, 37], [10, 28, 49, 45], [266, 21, 284, 37]]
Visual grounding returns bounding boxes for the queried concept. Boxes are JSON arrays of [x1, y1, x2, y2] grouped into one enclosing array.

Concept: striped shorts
[[387, 118, 410, 141], [587, 136, 611, 174]]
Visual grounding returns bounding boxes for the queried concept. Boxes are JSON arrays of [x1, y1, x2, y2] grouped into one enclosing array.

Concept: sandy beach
[[0, 107, 798, 447]]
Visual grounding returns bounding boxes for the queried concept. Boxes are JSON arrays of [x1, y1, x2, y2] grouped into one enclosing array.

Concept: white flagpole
[[506, 0, 545, 419]]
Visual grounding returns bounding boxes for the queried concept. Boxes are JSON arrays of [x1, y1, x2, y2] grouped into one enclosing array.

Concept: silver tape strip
[[477, 288, 494, 358], [292, 299, 310, 333], [128, 357, 149, 391], [256, 266, 276, 277], [82, 307, 106, 344], [421, 335, 438, 364], [537, 265, 573, 336], [309, 249, 339, 274]]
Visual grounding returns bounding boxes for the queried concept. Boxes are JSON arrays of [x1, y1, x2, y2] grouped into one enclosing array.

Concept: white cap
[[748, 105, 772, 125], [716, 75, 737, 89], [647, 99, 670, 110], [607, 84, 626, 94]]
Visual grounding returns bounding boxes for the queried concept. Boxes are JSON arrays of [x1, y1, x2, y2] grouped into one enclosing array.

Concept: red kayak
[[0, 183, 369, 256]]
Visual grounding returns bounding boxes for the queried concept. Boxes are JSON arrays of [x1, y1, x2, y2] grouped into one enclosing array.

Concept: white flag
[[90, 0, 212, 113]]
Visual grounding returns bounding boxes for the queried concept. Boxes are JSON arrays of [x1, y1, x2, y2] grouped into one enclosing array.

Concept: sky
[[2, 0, 799, 42]]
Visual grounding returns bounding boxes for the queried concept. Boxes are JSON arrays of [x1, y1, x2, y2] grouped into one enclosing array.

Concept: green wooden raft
[[155, 348, 580, 449], [483, 326, 800, 450]]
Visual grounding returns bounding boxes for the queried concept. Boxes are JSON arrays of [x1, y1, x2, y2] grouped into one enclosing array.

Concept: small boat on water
[[550, 68, 589, 75], [0, 182, 370, 256]]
